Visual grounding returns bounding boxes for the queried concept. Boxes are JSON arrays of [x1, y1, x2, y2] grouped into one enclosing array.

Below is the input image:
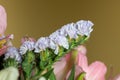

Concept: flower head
[[59, 23, 78, 39], [49, 31, 69, 54], [34, 37, 49, 53], [19, 41, 35, 55], [4, 47, 22, 63], [49, 31, 69, 49], [76, 20, 93, 37], [34, 36, 60, 54]]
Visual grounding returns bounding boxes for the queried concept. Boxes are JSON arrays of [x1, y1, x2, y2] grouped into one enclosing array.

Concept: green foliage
[[3, 58, 18, 68], [68, 65, 75, 80], [42, 69, 56, 80], [22, 51, 35, 80], [49, 71, 56, 80], [77, 72, 86, 80]]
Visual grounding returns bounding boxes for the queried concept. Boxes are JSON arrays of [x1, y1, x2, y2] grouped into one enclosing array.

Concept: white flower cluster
[[34, 20, 93, 54], [4, 47, 22, 63], [19, 41, 35, 55], [3, 20, 93, 68], [4, 41, 35, 63], [19, 20, 93, 55]]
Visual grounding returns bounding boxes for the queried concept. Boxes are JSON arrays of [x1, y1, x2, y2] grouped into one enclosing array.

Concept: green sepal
[[49, 71, 56, 80], [68, 64, 75, 80], [77, 72, 86, 80], [3, 58, 18, 68]]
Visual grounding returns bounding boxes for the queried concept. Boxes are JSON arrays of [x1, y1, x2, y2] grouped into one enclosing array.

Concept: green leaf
[[42, 69, 53, 78], [68, 65, 75, 80], [42, 69, 56, 80], [49, 71, 56, 80], [77, 72, 85, 80]]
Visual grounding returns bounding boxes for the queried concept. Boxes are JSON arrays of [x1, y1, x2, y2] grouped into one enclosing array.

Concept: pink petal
[[53, 57, 67, 80], [65, 52, 72, 62], [0, 5, 7, 34], [75, 45, 87, 55], [77, 53, 88, 71], [21, 36, 35, 43], [0, 46, 7, 56], [86, 61, 107, 80]]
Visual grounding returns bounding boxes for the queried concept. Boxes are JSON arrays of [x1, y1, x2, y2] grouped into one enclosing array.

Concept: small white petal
[[4, 47, 22, 63], [34, 37, 49, 53], [76, 20, 94, 36], [19, 41, 35, 55], [49, 31, 69, 49], [49, 39, 56, 50], [54, 45, 59, 55], [60, 23, 78, 39], [19, 46, 27, 55], [34, 48, 40, 53]]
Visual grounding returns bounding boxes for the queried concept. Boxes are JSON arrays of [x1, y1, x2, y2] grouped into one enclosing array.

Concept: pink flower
[[0, 5, 7, 35], [0, 5, 9, 56], [21, 36, 36, 44], [76, 50, 107, 80], [53, 45, 107, 80], [0, 34, 14, 56]]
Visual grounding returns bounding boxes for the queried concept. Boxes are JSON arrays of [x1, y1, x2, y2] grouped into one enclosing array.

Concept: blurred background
[[0, 0, 120, 77]]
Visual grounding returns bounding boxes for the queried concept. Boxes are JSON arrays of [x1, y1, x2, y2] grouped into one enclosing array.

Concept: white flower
[[48, 39, 57, 50], [34, 37, 59, 54], [59, 23, 78, 39], [76, 20, 94, 37], [49, 31, 69, 54], [49, 31, 69, 49], [19, 41, 35, 55], [4, 47, 22, 63], [34, 37, 49, 53]]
